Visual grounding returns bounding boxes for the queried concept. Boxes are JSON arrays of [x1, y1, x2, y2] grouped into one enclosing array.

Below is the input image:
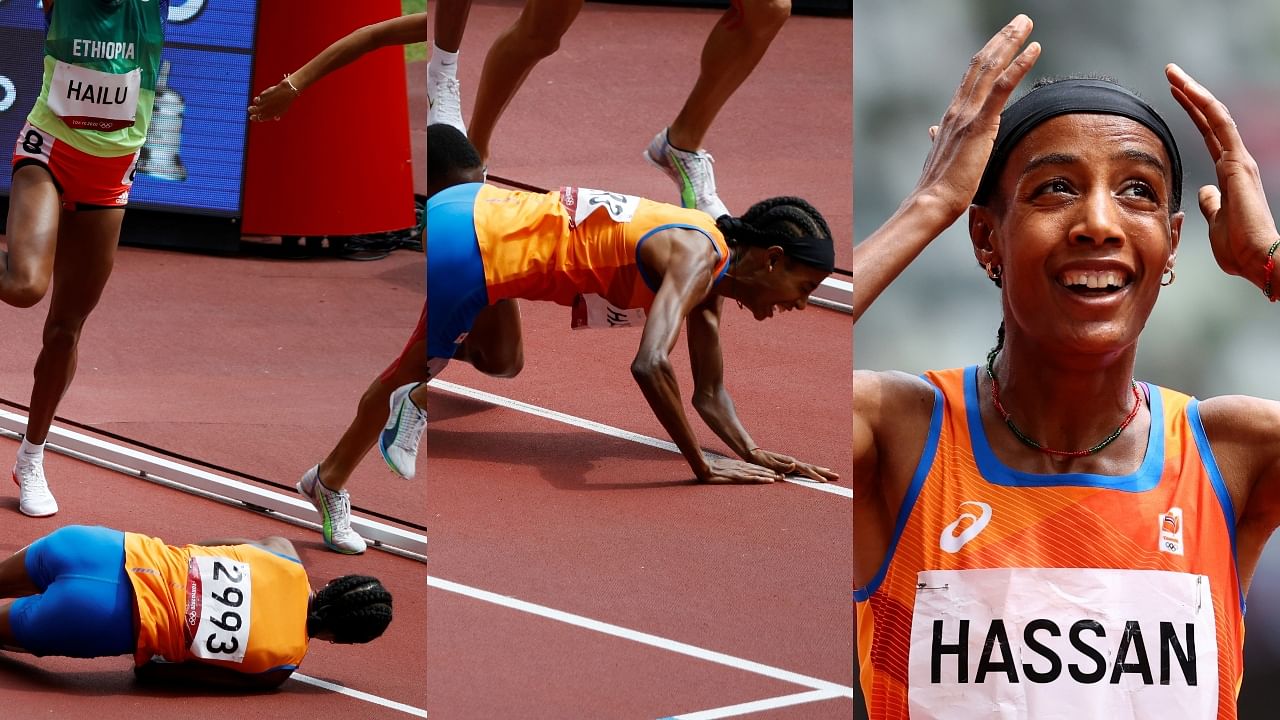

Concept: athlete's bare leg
[[0, 547, 36, 651], [665, 0, 791, 151], [24, 208, 124, 445], [467, 0, 585, 162], [317, 338, 430, 492], [434, 0, 474, 53], [0, 165, 61, 308], [454, 299, 523, 378], [0, 548, 37, 599]]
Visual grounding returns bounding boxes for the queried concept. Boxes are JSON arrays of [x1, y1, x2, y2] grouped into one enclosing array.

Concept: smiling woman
[[852, 13, 1280, 720]]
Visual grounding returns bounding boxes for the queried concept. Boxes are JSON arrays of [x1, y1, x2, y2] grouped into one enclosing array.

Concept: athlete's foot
[[13, 462, 57, 517], [296, 465, 367, 554], [428, 73, 467, 135], [643, 128, 731, 220], [379, 383, 426, 480]]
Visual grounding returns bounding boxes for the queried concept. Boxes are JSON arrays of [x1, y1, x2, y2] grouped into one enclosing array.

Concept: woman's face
[[973, 113, 1184, 355], [738, 248, 830, 321]]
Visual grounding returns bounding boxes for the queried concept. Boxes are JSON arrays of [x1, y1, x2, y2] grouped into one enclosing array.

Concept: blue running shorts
[[426, 182, 490, 360], [10, 525, 136, 658]]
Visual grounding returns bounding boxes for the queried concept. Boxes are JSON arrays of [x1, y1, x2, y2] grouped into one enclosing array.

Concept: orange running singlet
[[123, 534, 311, 674], [855, 367, 1244, 719], [471, 184, 730, 309]]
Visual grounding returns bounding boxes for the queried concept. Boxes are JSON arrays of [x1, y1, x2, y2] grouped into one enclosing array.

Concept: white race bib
[[561, 187, 641, 227], [185, 556, 253, 663], [571, 293, 646, 329], [47, 61, 140, 130], [908, 567, 1218, 720]]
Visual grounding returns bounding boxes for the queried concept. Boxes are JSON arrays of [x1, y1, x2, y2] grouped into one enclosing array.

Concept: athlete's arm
[[633, 230, 782, 484], [685, 298, 837, 481], [194, 536, 300, 562], [851, 16, 1039, 324], [248, 13, 427, 121], [1166, 64, 1280, 593], [134, 658, 293, 690], [853, 369, 939, 587]]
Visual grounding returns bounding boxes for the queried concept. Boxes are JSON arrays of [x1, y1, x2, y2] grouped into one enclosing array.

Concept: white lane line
[[661, 689, 845, 719], [431, 381, 852, 499], [429, 576, 853, 698], [292, 673, 428, 718]]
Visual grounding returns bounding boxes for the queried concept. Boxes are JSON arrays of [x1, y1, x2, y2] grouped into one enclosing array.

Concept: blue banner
[[0, 0, 258, 215]]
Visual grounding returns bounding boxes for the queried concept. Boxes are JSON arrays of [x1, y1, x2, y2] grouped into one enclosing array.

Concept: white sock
[[17, 438, 44, 466], [429, 45, 459, 80]]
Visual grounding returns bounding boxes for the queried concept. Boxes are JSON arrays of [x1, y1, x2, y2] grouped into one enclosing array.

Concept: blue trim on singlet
[[964, 365, 1165, 491], [853, 379, 944, 603], [633, 223, 728, 293], [1187, 398, 1246, 614]]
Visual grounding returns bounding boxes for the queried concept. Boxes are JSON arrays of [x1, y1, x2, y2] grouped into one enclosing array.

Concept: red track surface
[[0, 247, 428, 718], [428, 2, 852, 717]]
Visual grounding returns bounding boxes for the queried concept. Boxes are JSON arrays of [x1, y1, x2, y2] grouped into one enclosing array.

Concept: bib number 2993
[[187, 556, 252, 663]]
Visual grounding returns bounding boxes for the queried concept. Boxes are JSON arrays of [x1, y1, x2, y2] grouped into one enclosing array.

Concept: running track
[[427, 2, 852, 717]]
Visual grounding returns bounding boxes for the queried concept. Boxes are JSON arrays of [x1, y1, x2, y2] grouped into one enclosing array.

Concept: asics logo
[[939, 501, 992, 553]]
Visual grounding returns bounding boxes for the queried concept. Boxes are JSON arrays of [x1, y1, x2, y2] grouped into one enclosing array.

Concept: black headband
[[716, 217, 835, 273], [973, 78, 1183, 212]]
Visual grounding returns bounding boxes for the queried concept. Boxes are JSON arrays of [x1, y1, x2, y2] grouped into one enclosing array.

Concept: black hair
[[307, 575, 393, 644], [715, 197, 835, 272], [428, 123, 483, 194]]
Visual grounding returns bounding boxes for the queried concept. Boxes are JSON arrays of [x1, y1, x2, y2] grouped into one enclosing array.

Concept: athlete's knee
[[738, 0, 791, 34], [510, 25, 565, 60], [3, 274, 50, 309], [41, 316, 87, 350], [472, 347, 523, 379]]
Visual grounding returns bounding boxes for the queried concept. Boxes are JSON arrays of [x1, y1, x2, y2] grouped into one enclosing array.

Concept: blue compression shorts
[[9, 525, 135, 658], [426, 182, 489, 359]]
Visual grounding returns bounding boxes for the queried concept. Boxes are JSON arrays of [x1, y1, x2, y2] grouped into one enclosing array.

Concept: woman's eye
[[1039, 179, 1070, 194], [1123, 182, 1156, 200]]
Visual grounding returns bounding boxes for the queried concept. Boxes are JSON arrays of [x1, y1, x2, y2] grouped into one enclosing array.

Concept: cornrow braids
[[307, 574, 393, 644], [715, 197, 835, 273]]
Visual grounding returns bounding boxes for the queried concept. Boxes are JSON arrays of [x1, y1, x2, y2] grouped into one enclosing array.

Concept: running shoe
[[297, 465, 367, 554], [643, 128, 730, 220], [13, 461, 57, 517], [379, 383, 426, 480], [427, 73, 467, 135]]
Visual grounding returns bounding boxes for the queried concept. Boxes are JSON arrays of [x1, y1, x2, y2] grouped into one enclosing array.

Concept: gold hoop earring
[[985, 262, 1002, 281], [1161, 268, 1176, 287]]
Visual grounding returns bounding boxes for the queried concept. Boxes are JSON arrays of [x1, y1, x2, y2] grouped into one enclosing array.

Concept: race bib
[[47, 61, 140, 130], [560, 187, 641, 228], [185, 556, 253, 663], [909, 567, 1218, 720], [571, 293, 646, 329]]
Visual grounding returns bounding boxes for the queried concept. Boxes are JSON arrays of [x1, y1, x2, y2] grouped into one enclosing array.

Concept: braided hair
[[307, 575, 393, 644], [428, 123, 483, 196], [714, 197, 835, 272]]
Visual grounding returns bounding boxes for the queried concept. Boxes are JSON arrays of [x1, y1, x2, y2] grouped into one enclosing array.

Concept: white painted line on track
[[292, 673, 428, 718], [428, 575, 853, 698], [661, 689, 845, 719], [431, 381, 853, 499], [0, 414, 429, 561]]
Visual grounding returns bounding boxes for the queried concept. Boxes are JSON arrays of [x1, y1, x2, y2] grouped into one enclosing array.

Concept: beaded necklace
[[984, 346, 1142, 458]]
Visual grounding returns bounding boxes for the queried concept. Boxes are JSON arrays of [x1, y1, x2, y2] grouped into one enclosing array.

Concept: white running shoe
[[643, 128, 731, 220], [427, 73, 467, 135], [13, 462, 57, 517], [296, 466, 367, 555], [379, 383, 426, 481]]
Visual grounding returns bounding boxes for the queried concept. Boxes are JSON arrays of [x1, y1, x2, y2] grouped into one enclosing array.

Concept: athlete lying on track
[[424, 124, 841, 485], [0, 525, 392, 689]]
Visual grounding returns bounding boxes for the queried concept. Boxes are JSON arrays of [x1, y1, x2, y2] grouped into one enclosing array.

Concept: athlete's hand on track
[[701, 457, 785, 484], [749, 449, 839, 483], [247, 80, 298, 122], [916, 15, 1041, 220], [1167, 64, 1280, 291]]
